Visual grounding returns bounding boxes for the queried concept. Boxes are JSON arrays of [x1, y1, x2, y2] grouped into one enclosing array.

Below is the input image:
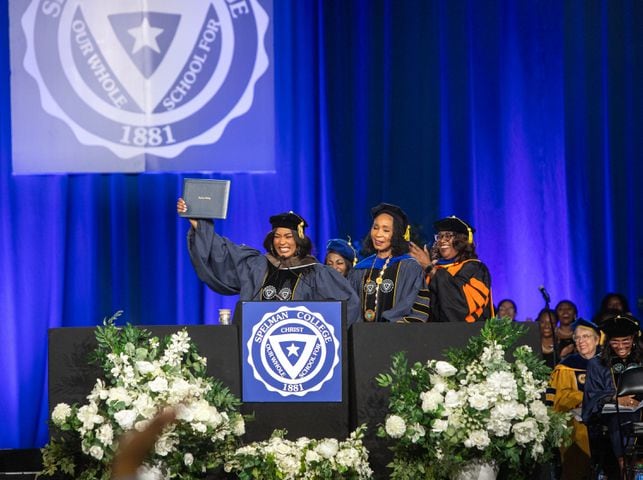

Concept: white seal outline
[[247, 305, 341, 398], [21, 0, 270, 160]]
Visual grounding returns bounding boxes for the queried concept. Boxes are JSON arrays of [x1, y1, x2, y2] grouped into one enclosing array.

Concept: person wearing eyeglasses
[[582, 313, 642, 478], [546, 319, 601, 480], [407, 215, 492, 322]]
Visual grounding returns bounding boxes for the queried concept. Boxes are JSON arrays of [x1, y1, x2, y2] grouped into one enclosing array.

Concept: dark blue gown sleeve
[[186, 220, 265, 296], [582, 358, 614, 424], [305, 265, 361, 327]]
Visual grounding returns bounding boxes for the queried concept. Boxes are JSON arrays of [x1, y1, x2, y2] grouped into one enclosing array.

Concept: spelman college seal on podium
[[20, 0, 269, 159], [242, 303, 342, 402]]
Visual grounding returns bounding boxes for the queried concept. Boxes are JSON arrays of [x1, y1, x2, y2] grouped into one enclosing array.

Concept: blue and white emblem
[[246, 305, 341, 399], [21, 0, 269, 159]]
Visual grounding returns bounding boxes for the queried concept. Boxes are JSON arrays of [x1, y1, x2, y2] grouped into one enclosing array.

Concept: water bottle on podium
[[218, 308, 232, 325]]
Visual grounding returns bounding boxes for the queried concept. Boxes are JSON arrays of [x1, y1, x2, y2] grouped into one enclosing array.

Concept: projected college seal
[[21, 0, 269, 159], [247, 306, 340, 397]]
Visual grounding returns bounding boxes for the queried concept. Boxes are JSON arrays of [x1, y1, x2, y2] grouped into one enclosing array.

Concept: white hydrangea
[[486, 371, 518, 400], [51, 403, 72, 425], [385, 415, 407, 438]]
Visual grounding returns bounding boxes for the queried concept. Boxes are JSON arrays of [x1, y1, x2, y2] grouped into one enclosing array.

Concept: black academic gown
[[186, 220, 361, 326], [582, 356, 640, 458]]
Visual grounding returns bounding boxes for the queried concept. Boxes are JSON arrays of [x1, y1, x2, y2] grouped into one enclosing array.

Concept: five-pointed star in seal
[[128, 18, 163, 54], [286, 343, 300, 357]]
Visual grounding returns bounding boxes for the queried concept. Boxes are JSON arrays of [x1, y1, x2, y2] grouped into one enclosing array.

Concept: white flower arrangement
[[224, 426, 373, 480], [41, 312, 246, 480], [377, 317, 571, 480]]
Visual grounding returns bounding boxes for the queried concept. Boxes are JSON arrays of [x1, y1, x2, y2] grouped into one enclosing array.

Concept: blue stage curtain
[[0, 0, 641, 449]]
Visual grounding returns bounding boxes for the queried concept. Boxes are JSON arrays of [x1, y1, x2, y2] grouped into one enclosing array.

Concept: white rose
[[305, 449, 322, 463], [51, 403, 72, 425], [385, 415, 406, 438], [89, 445, 104, 460], [420, 390, 443, 412], [316, 438, 339, 458], [435, 361, 457, 377], [114, 409, 138, 430], [184, 453, 194, 466], [464, 430, 491, 449], [468, 391, 490, 411], [512, 418, 539, 444], [432, 419, 449, 432]]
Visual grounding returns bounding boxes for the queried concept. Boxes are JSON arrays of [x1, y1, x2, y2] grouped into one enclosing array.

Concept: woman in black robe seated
[[177, 199, 360, 325], [582, 313, 642, 477]]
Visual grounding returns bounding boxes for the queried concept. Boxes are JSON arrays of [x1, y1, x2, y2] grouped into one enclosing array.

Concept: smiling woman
[[348, 203, 425, 323], [176, 198, 360, 325], [408, 216, 493, 323]]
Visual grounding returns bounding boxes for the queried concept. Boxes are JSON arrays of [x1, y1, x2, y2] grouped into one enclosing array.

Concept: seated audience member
[[547, 319, 601, 480], [582, 313, 642, 478], [556, 300, 579, 360], [408, 215, 492, 322], [348, 203, 425, 323], [325, 238, 356, 277], [598, 292, 631, 315], [538, 308, 559, 368], [497, 299, 518, 321], [111, 407, 176, 480]]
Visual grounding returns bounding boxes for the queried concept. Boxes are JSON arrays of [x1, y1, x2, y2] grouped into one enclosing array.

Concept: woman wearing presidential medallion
[[408, 215, 492, 322], [177, 198, 360, 325], [347, 203, 425, 323]]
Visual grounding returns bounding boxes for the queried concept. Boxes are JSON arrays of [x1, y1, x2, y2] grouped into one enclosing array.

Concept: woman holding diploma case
[[177, 198, 360, 325]]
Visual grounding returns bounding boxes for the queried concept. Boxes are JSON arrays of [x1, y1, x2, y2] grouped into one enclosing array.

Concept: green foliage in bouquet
[[41, 312, 247, 480], [224, 426, 373, 480], [376, 317, 570, 480]]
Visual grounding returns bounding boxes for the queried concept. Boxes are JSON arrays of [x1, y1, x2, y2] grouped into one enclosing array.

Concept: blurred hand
[[111, 407, 177, 478], [176, 198, 197, 229]]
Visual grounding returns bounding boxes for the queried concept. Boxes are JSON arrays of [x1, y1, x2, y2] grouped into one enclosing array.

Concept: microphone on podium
[[538, 285, 551, 304]]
